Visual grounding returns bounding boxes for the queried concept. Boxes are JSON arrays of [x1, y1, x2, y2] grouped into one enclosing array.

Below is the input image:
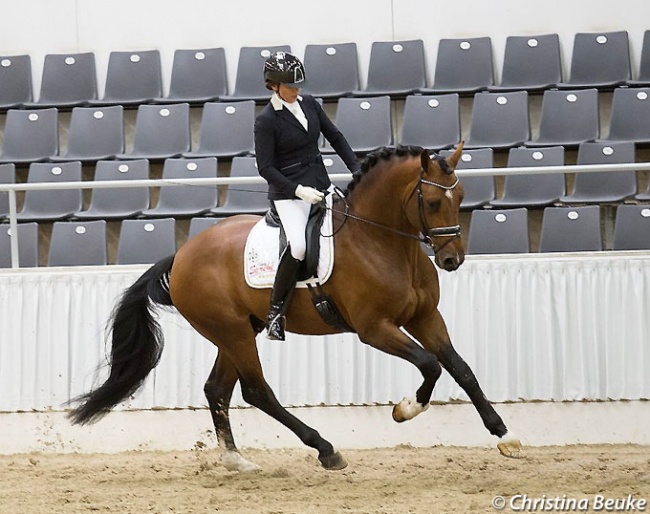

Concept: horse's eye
[[428, 200, 441, 212]]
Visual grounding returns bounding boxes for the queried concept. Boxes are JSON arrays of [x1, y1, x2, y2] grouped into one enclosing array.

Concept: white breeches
[[273, 199, 312, 260]]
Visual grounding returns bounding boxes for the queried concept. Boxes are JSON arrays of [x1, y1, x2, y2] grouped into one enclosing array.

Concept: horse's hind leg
[[229, 336, 347, 470], [204, 352, 260, 472]]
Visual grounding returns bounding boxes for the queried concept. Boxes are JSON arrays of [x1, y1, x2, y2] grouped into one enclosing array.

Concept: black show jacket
[[254, 94, 360, 200]]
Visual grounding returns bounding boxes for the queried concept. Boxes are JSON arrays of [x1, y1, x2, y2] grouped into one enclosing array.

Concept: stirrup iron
[[266, 311, 287, 341]]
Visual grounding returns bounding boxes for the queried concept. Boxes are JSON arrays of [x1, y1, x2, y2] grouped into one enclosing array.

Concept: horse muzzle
[[423, 225, 464, 271], [436, 251, 465, 272], [432, 237, 465, 272]]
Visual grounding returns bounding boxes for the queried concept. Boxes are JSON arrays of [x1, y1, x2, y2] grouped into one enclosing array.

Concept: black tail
[[68, 255, 175, 425]]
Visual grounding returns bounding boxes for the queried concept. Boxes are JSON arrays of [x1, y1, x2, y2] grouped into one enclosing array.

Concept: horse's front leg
[[358, 321, 443, 422], [406, 311, 523, 458], [204, 352, 261, 472]]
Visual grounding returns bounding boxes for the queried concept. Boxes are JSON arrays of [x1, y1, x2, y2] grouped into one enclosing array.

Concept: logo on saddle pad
[[244, 196, 335, 289]]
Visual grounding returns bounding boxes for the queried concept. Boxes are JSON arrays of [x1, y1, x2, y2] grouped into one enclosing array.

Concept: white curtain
[[1, 253, 648, 413]]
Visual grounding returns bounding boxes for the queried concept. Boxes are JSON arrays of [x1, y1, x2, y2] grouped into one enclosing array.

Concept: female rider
[[254, 51, 360, 340]]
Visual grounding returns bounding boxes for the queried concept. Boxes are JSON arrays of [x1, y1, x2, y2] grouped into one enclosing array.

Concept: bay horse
[[68, 143, 522, 471]]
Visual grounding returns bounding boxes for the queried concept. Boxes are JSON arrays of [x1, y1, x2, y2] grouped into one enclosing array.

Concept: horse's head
[[410, 142, 465, 271]]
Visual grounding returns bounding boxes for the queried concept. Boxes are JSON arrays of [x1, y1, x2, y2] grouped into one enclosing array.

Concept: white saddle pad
[[244, 196, 335, 289]]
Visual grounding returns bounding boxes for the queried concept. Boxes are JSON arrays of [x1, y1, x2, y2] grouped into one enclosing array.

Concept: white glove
[[295, 185, 325, 204]]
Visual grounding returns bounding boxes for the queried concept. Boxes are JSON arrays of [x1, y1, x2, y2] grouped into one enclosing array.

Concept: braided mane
[[345, 145, 421, 196], [344, 145, 451, 196]]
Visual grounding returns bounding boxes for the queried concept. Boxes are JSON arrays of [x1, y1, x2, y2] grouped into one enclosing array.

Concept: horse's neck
[[340, 167, 423, 261], [348, 167, 416, 233]]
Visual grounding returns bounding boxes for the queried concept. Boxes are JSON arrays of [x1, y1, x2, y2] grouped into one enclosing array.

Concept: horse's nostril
[[443, 257, 459, 271]]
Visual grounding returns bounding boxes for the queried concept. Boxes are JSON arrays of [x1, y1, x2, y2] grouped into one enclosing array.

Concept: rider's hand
[[295, 185, 325, 204]]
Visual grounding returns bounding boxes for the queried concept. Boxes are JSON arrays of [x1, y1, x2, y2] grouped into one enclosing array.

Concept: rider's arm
[[314, 100, 361, 174]]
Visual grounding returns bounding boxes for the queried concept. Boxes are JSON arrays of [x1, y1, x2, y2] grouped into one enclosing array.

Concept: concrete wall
[[3, 402, 650, 454]]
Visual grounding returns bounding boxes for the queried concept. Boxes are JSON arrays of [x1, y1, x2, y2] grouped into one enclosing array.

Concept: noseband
[[415, 166, 461, 253]]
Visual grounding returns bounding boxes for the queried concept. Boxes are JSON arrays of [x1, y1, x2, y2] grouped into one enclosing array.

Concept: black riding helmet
[[264, 51, 306, 90]]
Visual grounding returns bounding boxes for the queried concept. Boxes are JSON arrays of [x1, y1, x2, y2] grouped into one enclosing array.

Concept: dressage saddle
[[264, 201, 353, 333]]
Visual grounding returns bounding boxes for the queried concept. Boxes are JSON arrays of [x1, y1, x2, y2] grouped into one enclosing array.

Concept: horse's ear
[[420, 149, 432, 172], [446, 141, 465, 169]]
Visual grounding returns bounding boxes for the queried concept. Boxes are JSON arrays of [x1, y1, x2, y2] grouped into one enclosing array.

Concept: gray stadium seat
[[600, 87, 650, 145], [299, 42, 359, 100], [539, 205, 602, 252], [0, 222, 39, 268], [556, 31, 631, 90], [74, 159, 150, 220], [467, 208, 530, 254], [24, 52, 97, 109], [183, 101, 255, 158], [117, 218, 176, 265], [0, 54, 33, 110], [464, 91, 530, 150], [525, 88, 599, 148], [0, 108, 59, 164], [141, 157, 218, 218], [116, 103, 190, 160], [489, 33, 562, 93], [0, 164, 15, 217], [211, 156, 269, 216], [48, 220, 107, 266], [560, 141, 637, 203], [420, 37, 494, 95], [91, 50, 163, 107], [16, 161, 82, 222], [627, 30, 650, 86], [612, 205, 650, 250], [490, 146, 565, 208], [399, 94, 460, 151], [352, 39, 427, 97], [331, 96, 392, 155], [51, 105, 124, 162], [154, 48, 228, 105]]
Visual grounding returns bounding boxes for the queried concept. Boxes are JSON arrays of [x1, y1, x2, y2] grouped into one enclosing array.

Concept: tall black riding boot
[[266, 248, 301, 341]]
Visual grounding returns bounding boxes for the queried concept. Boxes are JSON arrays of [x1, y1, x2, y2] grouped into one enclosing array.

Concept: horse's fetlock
[[304, 428, 327, 449], [423, 360, 442, 381]]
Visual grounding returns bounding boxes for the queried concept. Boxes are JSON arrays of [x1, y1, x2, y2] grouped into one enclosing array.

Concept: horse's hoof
[[392, 404, 407, 423], [497, 432, 523, 459], [392, 397, 429, 423], [221, 450, 262, 472], [319, 451, 348, 470]]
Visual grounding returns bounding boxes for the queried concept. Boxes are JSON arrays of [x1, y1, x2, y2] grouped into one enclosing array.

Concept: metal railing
[[1, 161, 649, 268]]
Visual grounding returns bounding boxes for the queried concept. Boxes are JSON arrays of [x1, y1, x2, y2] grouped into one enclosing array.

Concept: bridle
[[328, 163, 461, 255], [415, 166, 462, 253]]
